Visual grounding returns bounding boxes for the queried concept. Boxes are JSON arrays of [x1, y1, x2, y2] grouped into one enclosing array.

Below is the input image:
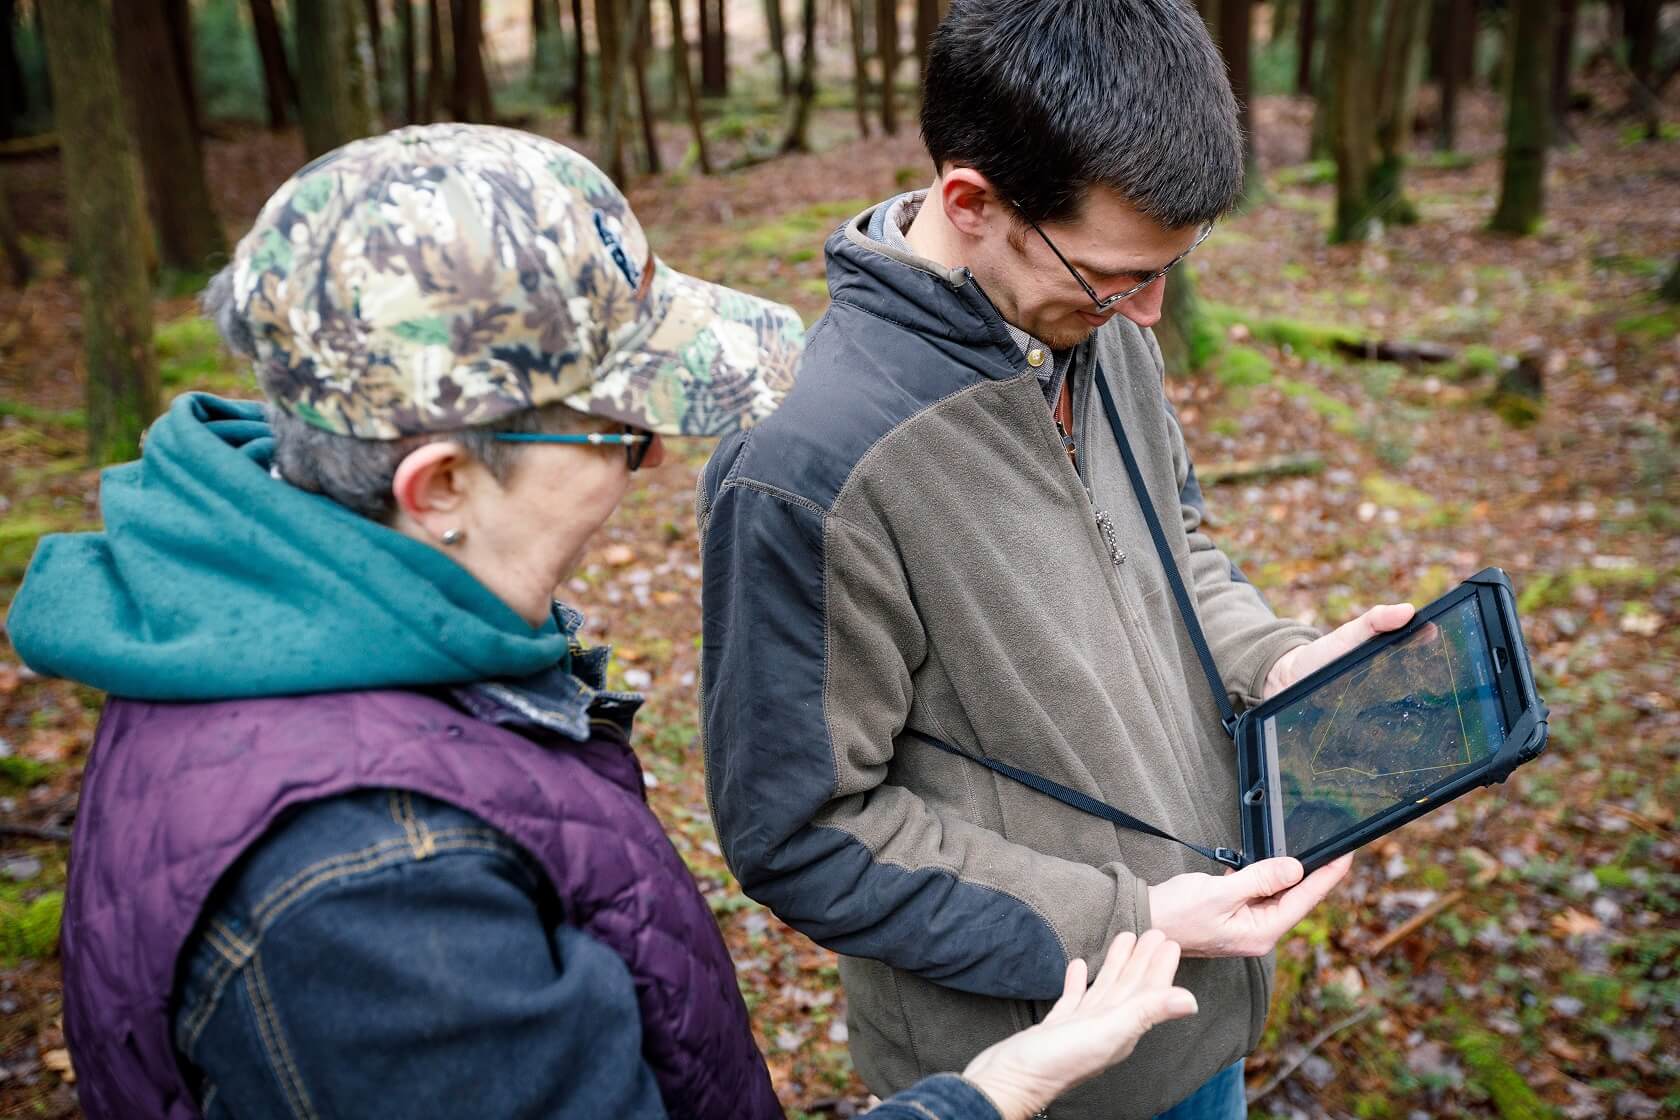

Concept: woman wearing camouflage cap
[[9, 126, 1196, 1120]]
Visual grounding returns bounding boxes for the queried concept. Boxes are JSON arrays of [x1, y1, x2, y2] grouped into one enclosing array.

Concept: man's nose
[[1114, 278, 1167, 330]]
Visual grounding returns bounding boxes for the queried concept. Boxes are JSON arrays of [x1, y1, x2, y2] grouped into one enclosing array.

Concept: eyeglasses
[[492, 427, 655, 471], [1015, 206, 1213, 313]]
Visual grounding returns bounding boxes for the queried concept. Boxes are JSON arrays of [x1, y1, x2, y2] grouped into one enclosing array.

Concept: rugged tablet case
[[1235, 568, 1550, 874]]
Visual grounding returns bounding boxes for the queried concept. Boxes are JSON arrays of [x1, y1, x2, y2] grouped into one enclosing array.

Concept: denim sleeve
[[172, 789, 667, 1120], [869, 1074, 1004, 1120]]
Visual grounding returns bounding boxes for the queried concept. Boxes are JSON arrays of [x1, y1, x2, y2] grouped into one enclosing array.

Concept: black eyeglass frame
[[1013, 205, 1214, 313], [492, 428, 655, 472]]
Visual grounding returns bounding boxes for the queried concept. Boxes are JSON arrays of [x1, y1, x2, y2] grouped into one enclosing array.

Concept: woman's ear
[[938, 167, 1007, 240], [391, 441, 473, 535]]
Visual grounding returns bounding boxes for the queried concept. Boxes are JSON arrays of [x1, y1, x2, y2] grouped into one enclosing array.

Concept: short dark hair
[[920, 0, 1243, 229]]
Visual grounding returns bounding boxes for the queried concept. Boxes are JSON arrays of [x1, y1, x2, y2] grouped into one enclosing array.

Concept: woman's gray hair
[[202, 265, 594, 523]]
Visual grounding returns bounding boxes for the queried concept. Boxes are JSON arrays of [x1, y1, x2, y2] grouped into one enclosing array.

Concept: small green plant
[[0, 890, 63, 963]]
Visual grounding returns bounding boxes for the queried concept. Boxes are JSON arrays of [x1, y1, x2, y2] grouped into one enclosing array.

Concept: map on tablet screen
[[1261, 598, 1509, 857]]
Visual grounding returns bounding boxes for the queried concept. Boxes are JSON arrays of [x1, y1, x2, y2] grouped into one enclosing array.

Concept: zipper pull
[[1054, 420, 1077, 463], [1094, 509, 1126, 568]]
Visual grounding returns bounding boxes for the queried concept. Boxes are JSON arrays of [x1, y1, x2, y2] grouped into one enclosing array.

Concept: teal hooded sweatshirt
[[7, 394, 575, 701]]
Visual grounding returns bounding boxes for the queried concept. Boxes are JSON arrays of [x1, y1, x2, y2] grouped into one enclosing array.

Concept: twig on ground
[[1364, 889, 1466, 958], [0, 823, 71, 843], [1198, 454, 1325, 486], [1246, 1003, 1381, 1104]]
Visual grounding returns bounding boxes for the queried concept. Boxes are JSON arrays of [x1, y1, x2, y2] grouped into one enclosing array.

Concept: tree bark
[[163, 0, 200, 136], [450, 0, 495, 121], [364, 0, 387, 113], [1434, 0, 1471, 150], [1622, 0, 1659, 140], [0, 168, 30, 286], [781, 0, 819, 151], [1295, 0, 1317, 95], [1489, 0, 1553, 235], [876, 0, 897, 134], [112, 0, 227, 274], [401, 0, 419, 123], [39, 0, 160, 464], [248, 0, 297, 129], [1549, 0, 1576, 145], [667, 0, 711, 171], [571, 0, 588, 134], [1156, 263, 1206, 375], [1217, 0, 1259, 204], [1370, 0, 1430, 224], [424, 0, 446, 124], [1660, 256, 1680, 303], [600, 0, 629, 182], [914, 0, 938, 82], [296, 0, 378, 155], [1328, 0, 1377, 242], [765, 0, 790, 96], [0, 0, 23, 141], [699, 0, 727, 97], [849, 0, 871, 138], [630, 0, 660, 173]]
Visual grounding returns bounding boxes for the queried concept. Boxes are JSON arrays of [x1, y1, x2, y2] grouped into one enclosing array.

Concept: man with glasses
[[698, 2, 1413, 1118]]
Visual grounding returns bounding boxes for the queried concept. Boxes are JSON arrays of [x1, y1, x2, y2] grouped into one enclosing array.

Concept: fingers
[[1361, 602, 1415, 635], [1089, 931, 1137, 1000], [1260, 854, 1354, 936], [1226, 856, 1305, 902], [1041, 957, 1089, 1026]]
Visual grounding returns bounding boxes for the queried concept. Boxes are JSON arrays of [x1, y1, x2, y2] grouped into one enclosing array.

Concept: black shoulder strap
[[1093, 368, 1239, 740], [904, 730, 1246, 870]]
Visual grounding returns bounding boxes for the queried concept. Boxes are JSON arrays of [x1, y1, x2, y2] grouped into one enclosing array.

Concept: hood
[[6, 393, 575, 702]]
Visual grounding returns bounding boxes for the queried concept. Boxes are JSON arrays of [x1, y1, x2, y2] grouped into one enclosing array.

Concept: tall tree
[[1434, 0, 1473, 150], [1216, 0, 1259, 204], [914, 0, 939, 82], [1370, 0, 1430, 224], [570, 0, 588, 135], [1550, 0, 1576, 145], [451, 0, 495, 121], [1489, 0, 1554, 235], [849, 0, 871, 138], [765, 0, 791, 96], [0, 169, 30, 286], [1, 0, 25, 141], [1621, 0, 1659, 141], [1295, 0, 1317, 95], [364, 0, 388, 114], [600, 0, 628, 182], [1328, 0, 1377, 242], [876, 0, 898, 134], [401, 0, 419, 123], [699, 0, 727, 96], [39, 0, 160, 463], [249, 0, 298, 130], [163, 0, 200, 135], [424, 0, 447, 124], [112, 0, 227, 274], [296, 0, 378, 155], [667, 0, 711, 171], [630, 0, 661, 173], [782, 0, 819, 152]]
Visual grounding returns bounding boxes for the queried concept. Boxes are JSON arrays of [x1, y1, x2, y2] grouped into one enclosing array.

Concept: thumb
[[1362, 602, 1415, 635], [1227, 857, 1304, 901]]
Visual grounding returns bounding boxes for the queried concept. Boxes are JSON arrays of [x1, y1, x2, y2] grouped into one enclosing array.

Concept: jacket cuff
[[873, 1074, 1005, 1120], [1240, 626, 1319, 709]]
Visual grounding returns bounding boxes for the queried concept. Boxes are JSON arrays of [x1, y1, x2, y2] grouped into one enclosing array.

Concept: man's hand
[[960, 930, 1198, 1120], [1147, 855, 1353, 957], [1262, 603, 1415, 699]]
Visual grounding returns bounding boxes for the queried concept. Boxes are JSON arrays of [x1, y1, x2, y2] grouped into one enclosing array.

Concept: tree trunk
[[1295, 0, 1317, 95], [296, 0, 377, 155], [163, 0, 200, 136], [1661, 256, 1680, 303], [600, 0, 629, 182], [1370, 0, 1430, 225], [570, 0, 588, 134], [630, 0, 660, 173], [1328, 0, 1377, 242], [667, 0, 710, 170], [451, 0, 494, 121], [39, 0, 159, 464], [401, 0, 419, 122], [364, 0, 387, 113], [781, 0, 819, 151], [0, 0, 23, 141], [849, 0, 871, 138], [765, 0, 791, 96], [1157, 264, 1207, 374], [914, 0, 938, 82], [249, 0, 297, 129], [1622, 0, 1659, 140], [699, 0, 726, 97], [1549, 0, 1576, 145], [1434, 0, 1471, 150], [1217, 0, 1259, 204], [423, 0, 446, 123], [1489, 0, 1553, 235], [876, 0, 897, 134], [112, 0, 227, 274]]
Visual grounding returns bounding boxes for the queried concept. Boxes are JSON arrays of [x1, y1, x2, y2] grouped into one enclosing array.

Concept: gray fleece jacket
[[696, 203, 1319, 1118]]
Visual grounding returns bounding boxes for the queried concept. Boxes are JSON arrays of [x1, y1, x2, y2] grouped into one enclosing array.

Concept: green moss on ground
[[1454, 1029, 1558, 1120], [0, 890, 63, 963]]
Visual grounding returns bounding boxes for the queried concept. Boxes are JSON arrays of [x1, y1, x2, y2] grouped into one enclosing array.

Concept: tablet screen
[[1262, 598, 1507, 858]]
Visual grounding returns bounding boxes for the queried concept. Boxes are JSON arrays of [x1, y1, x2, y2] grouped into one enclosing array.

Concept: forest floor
[[0, 79, 1676, 1120]]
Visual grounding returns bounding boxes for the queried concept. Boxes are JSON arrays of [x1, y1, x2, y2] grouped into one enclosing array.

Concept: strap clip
[[1212, 847, 1247, 870]]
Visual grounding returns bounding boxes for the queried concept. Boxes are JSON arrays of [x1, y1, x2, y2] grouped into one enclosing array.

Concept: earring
[[441, 528, 465, 547]]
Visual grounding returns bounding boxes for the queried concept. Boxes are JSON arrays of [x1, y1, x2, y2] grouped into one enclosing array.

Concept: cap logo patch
[[594, 210, 642, 290]]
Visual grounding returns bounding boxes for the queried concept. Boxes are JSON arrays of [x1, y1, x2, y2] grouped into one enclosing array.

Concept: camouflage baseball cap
[[229, 123, 805, 439]]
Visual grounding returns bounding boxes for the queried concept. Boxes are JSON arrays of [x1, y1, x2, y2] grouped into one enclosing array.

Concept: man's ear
[[937, 167, 1007, 240], [391, 441, 473, 532]]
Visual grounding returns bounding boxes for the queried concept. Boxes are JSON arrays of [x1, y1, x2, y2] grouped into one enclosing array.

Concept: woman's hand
[[959, 930, 1198, 1120]]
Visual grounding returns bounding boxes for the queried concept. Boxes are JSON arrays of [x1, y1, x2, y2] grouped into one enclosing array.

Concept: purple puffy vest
[[60, 689, 781, 1120]]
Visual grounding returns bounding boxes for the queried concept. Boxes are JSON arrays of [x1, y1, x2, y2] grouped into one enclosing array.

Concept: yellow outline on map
[[1306, 632, 1473, 780]]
